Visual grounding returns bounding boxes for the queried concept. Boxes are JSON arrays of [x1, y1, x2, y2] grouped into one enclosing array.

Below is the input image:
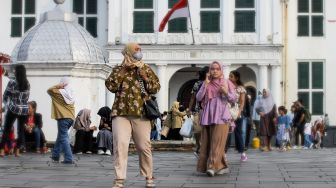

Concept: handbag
[[179, 118, 193, 138], [137, 70, 161, 120], [228, 102, 240, 120], [160, 126, 170, 137]]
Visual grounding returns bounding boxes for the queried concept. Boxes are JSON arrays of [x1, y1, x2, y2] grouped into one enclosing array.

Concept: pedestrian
[[48, 77, 75, 164], [196, 61, 236, 177], [228, 70, 249, 161], [96, 106, 113, 155], [252, 91, 262, 137], [312, 117, 324, 149], [168, 101, 186, 140], [292, 99, 310, 148], [276, 106, 290, 151], [288, 105, 296, 148], [73, 109, 97, 154], [105, 42, 160, 188], [255, 89, 277, 152], [0, 65, 30, 157], [187, 66, 209, 158]]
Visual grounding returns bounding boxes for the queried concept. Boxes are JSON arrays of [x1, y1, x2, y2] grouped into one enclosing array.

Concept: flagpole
[[186, 0, 195, 45]]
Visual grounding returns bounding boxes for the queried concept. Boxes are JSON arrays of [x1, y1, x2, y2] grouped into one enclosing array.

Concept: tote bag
[[179, 118, 193, 138]]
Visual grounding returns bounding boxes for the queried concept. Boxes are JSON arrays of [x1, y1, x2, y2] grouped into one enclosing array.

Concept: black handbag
[[137, 70, 161, 120]]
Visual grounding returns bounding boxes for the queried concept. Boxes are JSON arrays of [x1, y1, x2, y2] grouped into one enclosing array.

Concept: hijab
[[59, 77, 75, 105], [121, 42, 145, 69], [255, 89, 275, 114], [74, 109, 91, 130], [171, 101, 179, 112]]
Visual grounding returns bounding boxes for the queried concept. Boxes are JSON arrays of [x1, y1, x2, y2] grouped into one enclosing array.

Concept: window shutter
[[312, 62, 323, 89], [78, 17, 84, 26], [87, 0, 97, 14], [201, 0, 220, 8], [298, 16, 309, 36], [25, 0, 35, 14], [200, 11, 220, 33], [298, 0, 309, 13], [24, 17, 35, 32], [312, 92, 323, 115], [86, 17, 97, 37], [169, 0, 179, 8], [168, 18, 188, 33], [235, 11, 255, 32], [12, 0, 22, 14], [73, 0, 84, 14], [133, 11, 154, 33], [134, 0, 153, 9], [235, 0, 254, 8], [11, 17, 22, 37], [298, 92, 310, 110], [298, 62, 309, 89], [312, 0, 323, 13], [312, 16, 323, 36]]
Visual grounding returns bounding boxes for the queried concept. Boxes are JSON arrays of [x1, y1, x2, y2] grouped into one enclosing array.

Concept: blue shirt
[[277, 115, 291, 129]]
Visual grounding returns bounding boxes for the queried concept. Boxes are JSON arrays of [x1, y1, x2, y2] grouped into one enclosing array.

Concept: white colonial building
[[0, 0, 334, 141]]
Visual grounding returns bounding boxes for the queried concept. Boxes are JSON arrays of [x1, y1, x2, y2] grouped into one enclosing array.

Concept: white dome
[[11, 8, 105, 64]]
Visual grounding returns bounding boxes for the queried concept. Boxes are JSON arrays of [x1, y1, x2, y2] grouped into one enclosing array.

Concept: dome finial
[[54, 0, 65, 5]]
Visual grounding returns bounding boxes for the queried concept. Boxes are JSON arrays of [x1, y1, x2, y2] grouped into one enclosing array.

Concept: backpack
[[304, 108, 311, 123]]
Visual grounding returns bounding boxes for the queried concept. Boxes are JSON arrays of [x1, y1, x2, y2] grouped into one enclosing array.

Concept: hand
[[220, 84, 228, 96], [90, 126, 97, 131], [205, 73, 210, 84], [56, 83, 65, 89], [186, 109, 192, 116], [138, 69, 148, 81]]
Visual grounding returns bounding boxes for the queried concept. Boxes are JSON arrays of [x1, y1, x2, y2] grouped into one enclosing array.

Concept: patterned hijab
[[121, 42, 144, 68]]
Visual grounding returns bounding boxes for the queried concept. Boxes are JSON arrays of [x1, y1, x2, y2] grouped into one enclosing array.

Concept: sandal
[[146, 177, 155, 188], [0, 149, 4, 157], [112, 179, 124, 188]]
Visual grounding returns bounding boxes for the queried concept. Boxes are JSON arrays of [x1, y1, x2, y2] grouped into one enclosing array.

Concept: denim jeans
[[52, 118, 73, 162], [304, 134, 313, 148], [33, 127, 41, 148], [234, 116, 247, 153]]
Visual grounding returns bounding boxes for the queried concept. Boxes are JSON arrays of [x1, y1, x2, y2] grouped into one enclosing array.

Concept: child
[[276, 106, 290, 151], [304, 121, 313, 149], [312, 117, 324, 149]]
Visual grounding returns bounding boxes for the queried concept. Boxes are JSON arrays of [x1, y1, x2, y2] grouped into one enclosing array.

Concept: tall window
[[11, 0, 36, 37], [133, 0, 154, 33], [298, 0, 324, 36], [73, 0, 98, 37], [235, 0, 255, 33], [298, 61, 324, 115], [168, 0, 187, 33], [200, 0, 220, 33]]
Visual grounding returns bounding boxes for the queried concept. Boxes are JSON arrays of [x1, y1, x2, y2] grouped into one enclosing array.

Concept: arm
[[140, 65, 161, 94], [196, 82, 207, 102], [35, 113, 43, 128], [238, 92, 246, 112], [105, 66, 126, 93], [172, 109, 187, 117], [3, 80, 14, 104]]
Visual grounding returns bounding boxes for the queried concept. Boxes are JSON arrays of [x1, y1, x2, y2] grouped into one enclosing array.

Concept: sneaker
[[86, 151, 92, 154], [240, 153, 248, 162], [193, 151, 199, 159], [105, 149, 111, 156], [97, 150, 104, 155], [206, 169, 215, 177], [146, 177, 155, 188], [61, 160, 76, 165], [50, 156, 59, 163], [75, 152, 83, 155], [216, 168, 229, 175], [113, 179, 124, 188], [309, 143, 314, 149]]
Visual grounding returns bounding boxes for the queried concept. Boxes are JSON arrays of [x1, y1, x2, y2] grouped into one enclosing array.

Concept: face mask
[[133, 51, 143, 61]]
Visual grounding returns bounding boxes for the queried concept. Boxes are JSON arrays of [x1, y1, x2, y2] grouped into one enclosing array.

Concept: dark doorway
[[177, 79, 198, 110], [246, 86, 257, 105]]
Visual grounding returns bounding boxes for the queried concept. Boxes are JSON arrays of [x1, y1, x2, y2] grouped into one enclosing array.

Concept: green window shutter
[[312, 16, 323, 36], [201, 0, 220, 8], [78, 17, 84, 26], [134, 0, 153, 9], [312, 92, 323, 115], [12, 0, 22, 14], [235, 11, 255, 32], [24, 17, 35, 32], [298, 62, 309, 89], [86, 17, 97, 37], [133, 11, 154, 33], [298, 92, 310, 109], [298, 16, 309, 36], [25, 0, 35, 14], [87, 0, 97, 14], [235, 0, 254, 8], [312, 62, 323, 89], [169, 0, 179, 8], [298, 0, 309, 13], [168, 18, 188, 33], [200, 11, 220, 33], [312, 0, 323, 13], [11, 17, 22, 37], [73, 0, 84, 14]]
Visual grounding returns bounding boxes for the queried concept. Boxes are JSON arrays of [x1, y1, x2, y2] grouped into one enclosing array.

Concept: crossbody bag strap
[[136, 69, 148, 99]]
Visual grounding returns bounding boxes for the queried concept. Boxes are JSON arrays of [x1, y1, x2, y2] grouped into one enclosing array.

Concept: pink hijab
[[205, 61, 235, 101]]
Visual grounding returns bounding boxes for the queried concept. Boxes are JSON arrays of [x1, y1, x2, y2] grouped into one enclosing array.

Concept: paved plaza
[[0, 148, 336, 188]]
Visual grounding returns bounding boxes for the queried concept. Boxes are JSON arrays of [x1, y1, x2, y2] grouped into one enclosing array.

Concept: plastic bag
[[179, 118, 193, 138]]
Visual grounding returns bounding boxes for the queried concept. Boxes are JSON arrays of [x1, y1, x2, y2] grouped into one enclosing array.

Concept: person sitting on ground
[[23, 101, 47, 153], [73, 109, 97, 154], [96, 106, 113, 155]]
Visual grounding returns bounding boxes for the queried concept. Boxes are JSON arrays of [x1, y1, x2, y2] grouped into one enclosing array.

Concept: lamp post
[[0, 53, 10, 121]]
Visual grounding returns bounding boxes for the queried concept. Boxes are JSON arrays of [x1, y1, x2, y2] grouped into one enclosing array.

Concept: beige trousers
[[112, 116, 153, 180]]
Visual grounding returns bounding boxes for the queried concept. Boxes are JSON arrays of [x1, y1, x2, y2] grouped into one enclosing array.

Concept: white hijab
[[255, 89, 275, 114], [59, 77, 75, 105]]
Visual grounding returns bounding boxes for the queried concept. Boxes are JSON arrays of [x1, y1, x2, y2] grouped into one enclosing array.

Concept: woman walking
[[0, 65, 30, 157], [196, 61, 236, 177]]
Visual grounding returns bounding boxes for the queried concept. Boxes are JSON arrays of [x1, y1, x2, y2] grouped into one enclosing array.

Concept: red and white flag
[[159, 0, 189, 32]]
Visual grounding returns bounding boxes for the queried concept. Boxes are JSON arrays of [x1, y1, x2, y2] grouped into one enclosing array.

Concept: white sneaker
[[75, 152, 83, 155], [216, 168, 229, 175], [309, 143, 314, 149], [105, 150, 112, 156], [206, 169, 215, 177], [97, 150, 104, 155]]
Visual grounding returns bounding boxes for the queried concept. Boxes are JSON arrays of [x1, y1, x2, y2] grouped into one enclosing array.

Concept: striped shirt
[[3, 79, 30, 115]]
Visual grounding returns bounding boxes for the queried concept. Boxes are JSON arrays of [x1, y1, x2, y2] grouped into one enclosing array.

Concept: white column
[[259, 0, 272, 43], [105, 89, 115, 108], [271, 65, 281, 106], [156, 64, 168, 112], [258, 65, 268, 92], [223, 64, 231, 79]]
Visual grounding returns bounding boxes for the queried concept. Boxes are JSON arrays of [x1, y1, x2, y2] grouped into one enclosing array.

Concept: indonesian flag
[[159, 0, 189, 32]]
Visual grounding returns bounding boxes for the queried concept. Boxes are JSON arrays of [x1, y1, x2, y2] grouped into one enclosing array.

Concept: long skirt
[[97, 129, 113, 151], [197, 124, 229, 172]]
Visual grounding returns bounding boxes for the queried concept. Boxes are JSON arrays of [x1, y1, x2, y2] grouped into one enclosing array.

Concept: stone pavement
[[0, 148, 336, 188]]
